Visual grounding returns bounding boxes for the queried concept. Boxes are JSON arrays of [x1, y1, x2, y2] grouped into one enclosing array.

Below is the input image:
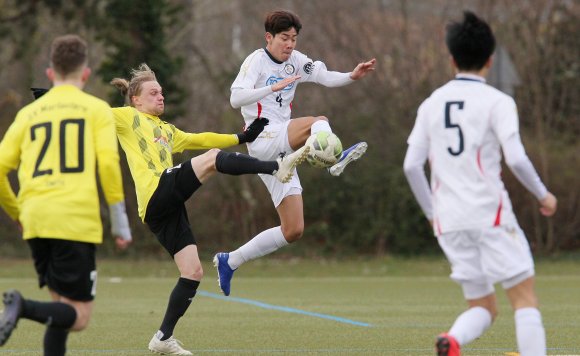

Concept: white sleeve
[[503, 133, 548, 200], [403, 144, 433, 219], [230, 86, 273, 108], [308, 61, 354, 87]]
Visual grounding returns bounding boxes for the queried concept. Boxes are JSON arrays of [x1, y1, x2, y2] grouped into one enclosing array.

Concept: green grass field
[[0, 257, 579, 355]]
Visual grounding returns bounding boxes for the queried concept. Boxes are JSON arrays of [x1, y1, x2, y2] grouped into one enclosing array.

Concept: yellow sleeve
[[95, 104, 125, 205], [0, 116, 24, 220], [172, 127, 240, 153]]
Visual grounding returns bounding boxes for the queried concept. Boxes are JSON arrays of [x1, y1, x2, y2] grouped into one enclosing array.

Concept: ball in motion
[[305, 132, 343, 168]]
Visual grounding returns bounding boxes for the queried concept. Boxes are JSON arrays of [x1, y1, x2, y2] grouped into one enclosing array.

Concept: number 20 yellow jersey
[[0, 85, 125, 243]]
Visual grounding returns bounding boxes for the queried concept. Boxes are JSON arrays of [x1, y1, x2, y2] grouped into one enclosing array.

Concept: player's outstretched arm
[[350, 58, 376, 80]]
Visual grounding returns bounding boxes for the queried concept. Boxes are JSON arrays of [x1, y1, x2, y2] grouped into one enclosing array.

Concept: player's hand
[[272, 75, 300, 92], [237, 118, 269, 143], [539, 192, 557, 217], [114, 236, 132, 250], [350, 58, 376, 80]]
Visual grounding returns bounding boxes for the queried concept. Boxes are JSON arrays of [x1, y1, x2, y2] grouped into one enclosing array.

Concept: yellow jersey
[[112, 106, 239, 220], [0, 85, 124, 243]]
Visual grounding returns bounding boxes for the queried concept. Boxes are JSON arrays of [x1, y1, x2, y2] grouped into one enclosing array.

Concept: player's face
[[266, 28, 298, 62], [134, 81, 164, 116]]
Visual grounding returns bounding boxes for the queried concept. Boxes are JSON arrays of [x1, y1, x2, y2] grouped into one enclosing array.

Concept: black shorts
[[144, 160, 202, 256], [27, 238, 97, 301]]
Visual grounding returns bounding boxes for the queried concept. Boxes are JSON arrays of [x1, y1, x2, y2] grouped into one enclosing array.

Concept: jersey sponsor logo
[[284, 64, 295, 75], [266, 75, 294, 91], [303, 62, 314, 74], [153, 135, 170, 149]]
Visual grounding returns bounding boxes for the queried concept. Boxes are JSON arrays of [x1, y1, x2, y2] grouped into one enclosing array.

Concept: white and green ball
[[305, 132, 343, 168]]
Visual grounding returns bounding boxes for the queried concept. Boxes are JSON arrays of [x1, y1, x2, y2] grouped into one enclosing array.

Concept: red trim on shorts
[[493, 196, 503, 226], [257, 102, 262, 118]]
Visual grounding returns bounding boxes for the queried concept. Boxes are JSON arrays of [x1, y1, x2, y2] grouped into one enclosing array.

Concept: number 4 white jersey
[[231, 48, 322, 126], [407, 74, 519, 234]]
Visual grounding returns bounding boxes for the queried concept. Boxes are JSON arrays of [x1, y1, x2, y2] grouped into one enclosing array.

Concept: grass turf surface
[[0, 257, 579, 355]]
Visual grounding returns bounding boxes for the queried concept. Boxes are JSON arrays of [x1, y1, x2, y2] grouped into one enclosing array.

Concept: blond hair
[[110, 63, 157, 106]]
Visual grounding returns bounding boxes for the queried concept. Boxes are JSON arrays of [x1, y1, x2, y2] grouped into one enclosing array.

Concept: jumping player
[[214, 9, 376, 296]]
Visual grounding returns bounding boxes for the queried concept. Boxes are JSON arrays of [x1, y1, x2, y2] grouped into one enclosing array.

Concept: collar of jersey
[[51, 84, 81, 92], [454, 73, 486, 83], [134, 108, 161, 123], [263, 47, 283, 64]]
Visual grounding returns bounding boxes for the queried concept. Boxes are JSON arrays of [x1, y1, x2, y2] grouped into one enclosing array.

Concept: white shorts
[[247, 120, 302, 207], [437, 224, 535, 300]]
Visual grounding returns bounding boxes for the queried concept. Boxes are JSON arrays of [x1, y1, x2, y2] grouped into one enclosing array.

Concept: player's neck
[[52, 78, 85, 90]]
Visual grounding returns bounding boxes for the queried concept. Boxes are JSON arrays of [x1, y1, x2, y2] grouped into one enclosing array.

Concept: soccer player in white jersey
[[403, 11, 557, 356], [213, 10, 376, 296]]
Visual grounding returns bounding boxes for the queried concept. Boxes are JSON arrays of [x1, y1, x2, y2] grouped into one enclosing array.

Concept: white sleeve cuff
[[109, 201, 132, 241]]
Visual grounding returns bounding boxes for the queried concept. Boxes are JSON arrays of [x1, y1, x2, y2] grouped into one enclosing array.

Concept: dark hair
[[50, 34, 88, 76], [445, 11, 495, 71], [264, 10, 302, 35]]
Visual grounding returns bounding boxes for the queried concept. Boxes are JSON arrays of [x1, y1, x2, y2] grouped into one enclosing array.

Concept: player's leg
[[287, 116, 329, 149], [485, 224, 544, 356], [505, 277, 545, 356], [149, 243, 199, 356], [192, 148, 308, 184], [437, 287, 496, 355], [0, 239, 95, 354], [435, 231, 495, 355], [214, 193, 303, 296], [145, 167, 198, 355], [213, 120, 309, 296]]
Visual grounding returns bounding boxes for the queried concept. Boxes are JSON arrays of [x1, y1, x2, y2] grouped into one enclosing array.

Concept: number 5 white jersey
[[407, 74, 520, 234]]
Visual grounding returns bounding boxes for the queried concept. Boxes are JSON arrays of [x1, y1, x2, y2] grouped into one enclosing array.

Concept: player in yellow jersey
[[0, 35, 132, 355], [110, 63, 309, 355]]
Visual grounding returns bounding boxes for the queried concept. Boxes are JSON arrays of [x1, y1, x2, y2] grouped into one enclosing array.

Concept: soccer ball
[[305, 132, 343, 168]]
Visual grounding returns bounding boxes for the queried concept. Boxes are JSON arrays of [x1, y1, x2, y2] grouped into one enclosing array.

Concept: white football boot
[[274, 145, 310, 183], [148, 334, 192, 355]]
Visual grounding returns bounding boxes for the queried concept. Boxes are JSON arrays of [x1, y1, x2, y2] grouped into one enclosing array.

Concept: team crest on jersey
[[266, 75, 295, 91], [303, 62, 314, 74], [284, 64, 295, 75]]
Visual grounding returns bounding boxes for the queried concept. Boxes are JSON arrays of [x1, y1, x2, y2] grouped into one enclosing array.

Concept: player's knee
[[70, 311, 91, 331], [282, 224, 304, 243], [183, 265, 203, 281], [315, 116, 329, 124]]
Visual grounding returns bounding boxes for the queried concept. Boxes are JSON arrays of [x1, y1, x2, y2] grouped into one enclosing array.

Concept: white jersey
[[231, 48, 325, 126], [407, 74, 520, 234]]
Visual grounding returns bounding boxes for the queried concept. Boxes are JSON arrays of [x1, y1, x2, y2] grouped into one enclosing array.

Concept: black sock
[[44, 326, 69, 356], [159, 278, 200, 341], [215, 151, 277, 175], [22, 300, 77, 328]]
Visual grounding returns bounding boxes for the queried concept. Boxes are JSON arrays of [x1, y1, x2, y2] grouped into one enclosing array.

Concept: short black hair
[[445, 11, 495, 71], [264, 10, 302, 35]]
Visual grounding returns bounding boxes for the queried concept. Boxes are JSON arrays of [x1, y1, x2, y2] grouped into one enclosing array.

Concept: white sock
[[310, 120, 332, 134], [227, 226, 288, 269], [515, 308, 546, 356], [448, 306, 492, 346]]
